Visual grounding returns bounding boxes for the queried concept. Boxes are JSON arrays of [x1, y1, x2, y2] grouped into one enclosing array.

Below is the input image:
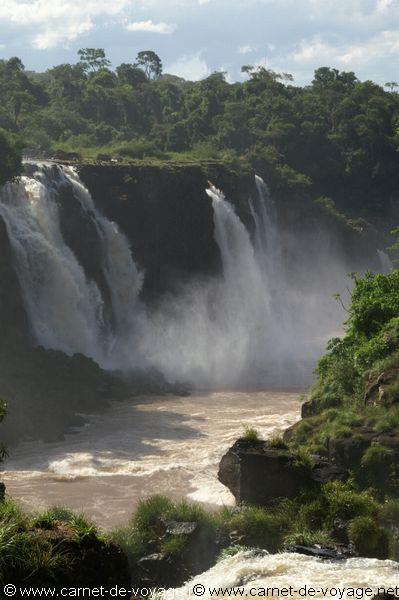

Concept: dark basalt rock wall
[[0, 216, 30, 350], [78, 162, 384, 305], [77, 162, 256, 300]]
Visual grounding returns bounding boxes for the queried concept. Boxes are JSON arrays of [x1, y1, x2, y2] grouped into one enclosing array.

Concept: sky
[[0, 0, 399, 86]]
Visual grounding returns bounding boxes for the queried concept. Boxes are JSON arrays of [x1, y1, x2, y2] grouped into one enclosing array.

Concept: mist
[[0, 163, 368, 390]]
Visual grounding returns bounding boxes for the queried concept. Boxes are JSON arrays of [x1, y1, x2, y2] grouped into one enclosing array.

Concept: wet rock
[[364, 368, 399, 405], [301, 399, 318, 418], [0, 482, 5, 502], [288, 544, 353, 560], [329, 518, 349, 546], [138, 553, 176, 587], [165, 520, 197, 536], [77, 162, 256, 300], [218, 439, 347, 506], [163, 518, 217, 579], [0, 346, 130, 446], [311, 459, 348, 484]]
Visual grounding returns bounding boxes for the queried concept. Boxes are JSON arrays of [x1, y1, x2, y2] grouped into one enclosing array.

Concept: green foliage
[[0, 500, 122, 585], [0, 53, 397, 217], [348, 516, 390, 558], [283, 528, 330, 547], [290, 269, 399, 496], [242, 426, 262, 443], [269, 436, 289, 450], [216, 505, 288, 551], [112, 495, 215, 567], [379, 498, 399, 528], [78, 49, 111, 73], [218, 544, 248, 560], [348, 272, 399, 338], [135, 51, 162, 80], [361, 443, 396, 491], [322, 481, 378, 524], [111, 482, 396, 566], [160, 535, 187, 556]]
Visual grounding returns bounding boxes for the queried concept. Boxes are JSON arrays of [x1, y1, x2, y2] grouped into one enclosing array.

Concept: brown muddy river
[[2, 391, 301, 528]]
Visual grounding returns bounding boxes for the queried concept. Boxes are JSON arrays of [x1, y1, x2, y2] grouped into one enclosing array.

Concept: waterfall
[[142, 185, 272, 387], [0, 166, 366, 387], [377, 249, 394, 273], [250, 175, 281, 279], [0, 163, 145, 370]]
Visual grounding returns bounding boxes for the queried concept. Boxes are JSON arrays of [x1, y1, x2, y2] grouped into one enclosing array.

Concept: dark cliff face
[[78, 162, 384, 304], [77, 162, 256, 300], [0, 216, 30, 350]]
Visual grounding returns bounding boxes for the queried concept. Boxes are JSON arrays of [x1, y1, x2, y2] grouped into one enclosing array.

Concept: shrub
[[374, 411, 399, 433], [348, 516, 390, 559], [379, 499, 399, 528], [130, 495, 174, 533], [269, 436, 288, 449], [283, 528, 330, 547], [115, 139, 163, 160], [361, 443, 395, 490], [112, 496, 216, 568], [323, 481, 377, 524], [297, 498, 327, 530], [32, 506, 76, 530], [242, 426, 262, 443], [217, 505, 287, 551], [160, 535, 187, 556]]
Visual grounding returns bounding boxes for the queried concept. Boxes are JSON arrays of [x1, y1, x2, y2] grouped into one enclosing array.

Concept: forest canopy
[[1, 48, 399, 214]]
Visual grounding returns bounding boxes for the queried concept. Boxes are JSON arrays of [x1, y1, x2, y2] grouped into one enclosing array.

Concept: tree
[[116, 63, 147, 87], [0, 129, 22, 186], [135, 51, 162, 80], [48, 63, 86, 103], [385, 81, 398, 93], [78, 49, 111, 73]]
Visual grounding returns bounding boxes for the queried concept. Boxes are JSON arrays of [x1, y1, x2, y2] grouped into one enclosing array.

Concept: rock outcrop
[[136, 517, 217, 588], [218, 439, 347, 506], [0, 347, 131, 445]]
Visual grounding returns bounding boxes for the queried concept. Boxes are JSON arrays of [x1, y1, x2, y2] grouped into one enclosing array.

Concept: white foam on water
[[173, 551, 399, 598]]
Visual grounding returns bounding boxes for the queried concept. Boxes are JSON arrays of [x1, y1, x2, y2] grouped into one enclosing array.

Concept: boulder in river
[[218, 439, 347, 505]]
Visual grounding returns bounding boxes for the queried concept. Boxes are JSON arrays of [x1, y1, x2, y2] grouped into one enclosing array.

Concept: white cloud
[[0, 0, 131, 49], [238, 44, 256, 54], [126, 20, 176, 34], [291, 30, 399, 68], [166, 52, 210, 80]]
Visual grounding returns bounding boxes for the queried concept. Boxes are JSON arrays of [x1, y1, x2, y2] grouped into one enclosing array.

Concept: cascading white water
[[378, 249, 394, 273], [0, 167, 363, 386], [61, 167, 146, 369], [172, 551, 399, 598], [142, 185, 272, 387], [250, 175, 281, 280], [0, 164, 145, 370]]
